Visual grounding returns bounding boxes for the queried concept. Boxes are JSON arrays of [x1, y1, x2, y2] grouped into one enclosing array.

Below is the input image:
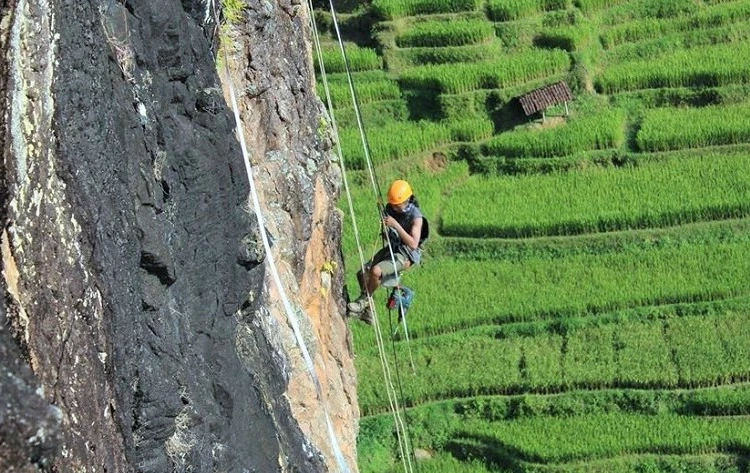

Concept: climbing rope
[[309, 10, 414, 473], [323, 11, 419, 378], [317, 3, 419, 472], [211, 5, 351, 472], [224, 68, 352, 473]]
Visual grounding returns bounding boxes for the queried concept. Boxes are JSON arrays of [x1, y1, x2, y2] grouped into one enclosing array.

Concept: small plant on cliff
[[99, 4, 135, 83], [317, 116, 333, 145], [165, 409, 197, 469], [217, 0, 247, 68], [222, 0, 246, 24]]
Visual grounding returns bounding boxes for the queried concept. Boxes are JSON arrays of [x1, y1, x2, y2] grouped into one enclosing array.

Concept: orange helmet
[[387, 180, 413, 205]]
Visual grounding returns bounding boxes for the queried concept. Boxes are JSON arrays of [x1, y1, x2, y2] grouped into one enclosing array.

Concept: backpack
[[419, 216, 429, 247], [387, 285, 415, 313]]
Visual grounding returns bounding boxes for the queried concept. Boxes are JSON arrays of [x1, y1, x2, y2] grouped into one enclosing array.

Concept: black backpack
[[412, 197, 429, 247], [419, 216, 429, 247]]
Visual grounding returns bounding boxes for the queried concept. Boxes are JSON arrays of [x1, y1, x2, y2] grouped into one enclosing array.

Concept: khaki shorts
[[370, 247, 409, 279], [358, 246, 409, 286]]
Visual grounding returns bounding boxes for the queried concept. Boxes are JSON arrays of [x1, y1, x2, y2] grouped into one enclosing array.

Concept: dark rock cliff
[[0, 0, 356, 472]]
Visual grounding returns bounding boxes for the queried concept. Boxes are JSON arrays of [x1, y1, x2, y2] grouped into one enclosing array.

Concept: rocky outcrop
[[220, 1, 359, 467], [0, 0, 356, 472], [0, 289, 62, 472]]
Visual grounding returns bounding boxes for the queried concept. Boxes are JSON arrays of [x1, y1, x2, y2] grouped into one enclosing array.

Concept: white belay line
[[320, 4, 416, 473], [394, 290, 416, 374], [223, 65, 351, 473], [310, 24, 412, 473], [325, 0, 417, 379], [309, 12, 413, 469], [203, 0, 216, 25]]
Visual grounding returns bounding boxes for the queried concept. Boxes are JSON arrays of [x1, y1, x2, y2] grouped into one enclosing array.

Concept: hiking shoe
[[358, 308, 373, 325], [346, 296, 368, 315]]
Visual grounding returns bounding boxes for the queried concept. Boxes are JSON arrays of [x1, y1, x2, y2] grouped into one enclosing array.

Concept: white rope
[[310, 0, 406, 429], [324, 7, 417, 378], [203, 0, 216, 25], [311, 39, 411, 473], [225, 71, 351, 473], [322, 6, 416, 473], [394, 291, 416, 373], [219, 16, 351, 473]]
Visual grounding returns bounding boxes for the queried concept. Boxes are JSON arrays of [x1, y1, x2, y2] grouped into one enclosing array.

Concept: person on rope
[[347, 179, 427, 324]]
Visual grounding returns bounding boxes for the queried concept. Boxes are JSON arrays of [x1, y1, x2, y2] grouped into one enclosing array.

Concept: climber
[[347, 179, 428, 324]]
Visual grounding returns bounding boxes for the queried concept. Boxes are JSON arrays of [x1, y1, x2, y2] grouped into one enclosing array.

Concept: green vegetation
[[216, 0, 247, 67], [363, 384, 750, 471], [315, 43, 383, 74], [461, 413, 750, 462], [480, 107, 625, 159], [221, 0, 246, 24], [338, 120, 451, 168], [595, 42, 750, 93], [395, 19, 495, 48], [322, 71, 402, 109], [441, 151, 750, 237], [311, 0, 750, 471], [637, 103, 750, 151], [398, 49, 570, 94], [387, 42, 504, 67], [356, 243, 750, 339], [372, 0, 483, 20], [486, 0, 569, 21]]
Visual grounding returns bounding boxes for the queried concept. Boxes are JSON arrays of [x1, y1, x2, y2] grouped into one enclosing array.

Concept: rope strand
[[323, 3, 417, 471], [217, 6, 351, 471]]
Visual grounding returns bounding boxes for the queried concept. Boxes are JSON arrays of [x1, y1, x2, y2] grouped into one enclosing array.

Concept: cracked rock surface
[[0, 0, 354, 472], [0, 293, 62, 473]]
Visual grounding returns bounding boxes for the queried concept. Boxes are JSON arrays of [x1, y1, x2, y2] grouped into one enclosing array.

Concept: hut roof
[[518, 81, 573, 116]]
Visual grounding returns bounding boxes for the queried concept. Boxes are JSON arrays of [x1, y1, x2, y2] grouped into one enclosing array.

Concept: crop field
[[311, 0, 750, 471]]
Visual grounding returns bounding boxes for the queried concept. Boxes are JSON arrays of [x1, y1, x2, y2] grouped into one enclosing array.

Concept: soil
[[425, 151, 449, 172]]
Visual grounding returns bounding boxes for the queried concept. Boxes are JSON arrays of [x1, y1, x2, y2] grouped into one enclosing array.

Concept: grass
[[440, 152, 750, 238], [312, 1, 750, 471], [216, 0, 247, 68], [355, 305, 750, 412]]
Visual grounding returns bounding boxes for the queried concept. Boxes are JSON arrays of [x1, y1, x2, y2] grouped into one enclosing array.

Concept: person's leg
[[349, 253, 408, 314], [355, 263, 369, 296], [366, 264, 383, 295], [367, 252, 404, 294], [367, 255, 411, 292], [360, 247, 391, 295], [348, 248, 389, 315], [348, 249, 411, 322]]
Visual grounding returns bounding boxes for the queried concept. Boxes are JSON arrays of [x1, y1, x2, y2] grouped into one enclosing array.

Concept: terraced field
[[312, 0, 750, 471]]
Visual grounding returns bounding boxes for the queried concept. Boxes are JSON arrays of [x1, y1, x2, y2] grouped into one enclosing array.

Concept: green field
[[312, 0, 750, 471]]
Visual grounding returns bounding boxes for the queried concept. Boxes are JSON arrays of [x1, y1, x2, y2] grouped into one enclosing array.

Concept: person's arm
[[384, 215, 422, 250], [404, 217, 423, 250]]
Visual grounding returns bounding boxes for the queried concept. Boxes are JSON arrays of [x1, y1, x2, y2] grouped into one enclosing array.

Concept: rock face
[[0, 0, 356, 472], [221, 1, 360, 468], [0, 293, 62, 472]]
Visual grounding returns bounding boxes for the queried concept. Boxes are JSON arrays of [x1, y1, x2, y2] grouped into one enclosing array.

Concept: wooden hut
[[518, 81, 573, 123]]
